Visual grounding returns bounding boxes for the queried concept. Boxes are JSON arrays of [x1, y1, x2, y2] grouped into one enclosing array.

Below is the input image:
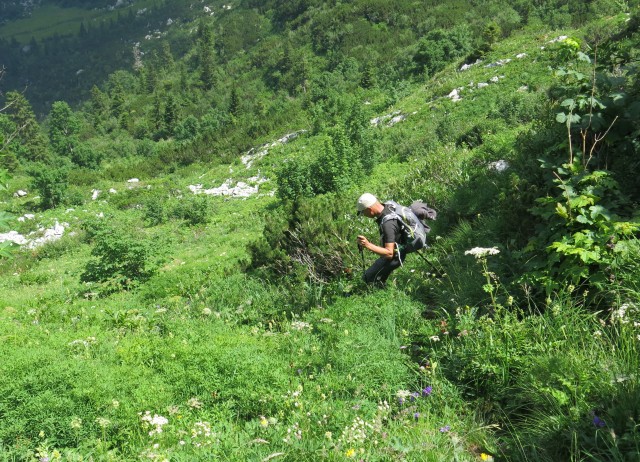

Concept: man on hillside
[[356, 193, 407, 286]]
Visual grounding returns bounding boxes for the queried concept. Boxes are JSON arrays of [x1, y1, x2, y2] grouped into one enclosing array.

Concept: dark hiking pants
[[363, 250, 406, 286]]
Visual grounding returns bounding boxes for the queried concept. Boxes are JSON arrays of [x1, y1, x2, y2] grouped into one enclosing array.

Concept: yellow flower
[[480, 453, 494, 461], [345, 448, 356, 458], [259, 416, 269, 428]]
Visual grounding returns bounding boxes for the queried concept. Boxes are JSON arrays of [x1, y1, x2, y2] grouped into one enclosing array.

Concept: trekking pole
[[415, 249, 443, 277], [358, 242, 366, 278]]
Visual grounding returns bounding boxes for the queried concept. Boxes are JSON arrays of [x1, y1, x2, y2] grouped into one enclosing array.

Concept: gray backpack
[[380, 200, 435, 253]]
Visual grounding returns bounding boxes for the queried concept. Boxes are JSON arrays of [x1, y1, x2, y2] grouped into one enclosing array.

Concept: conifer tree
[[90, 85, 109, 126], [229, 87, 240, 117], [197, 22, 217, 90], [163, 94, 178, 136], [4, 91, 48, 162], [48, 101, 80, 159], [151, 92, 164, 133], [145, 63, 159, 94], [361, 61, 377, 89], [110, 81, 126, 119], [160, 42, 174, 70]]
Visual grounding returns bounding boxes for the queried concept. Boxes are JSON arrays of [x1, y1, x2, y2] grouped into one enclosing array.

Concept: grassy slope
[[0, 1, 159, 43], [1, 14, 639, 462]]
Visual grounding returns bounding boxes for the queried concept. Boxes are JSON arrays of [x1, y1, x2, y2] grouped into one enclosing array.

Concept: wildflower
[[325, 431, 332, 440], [259, 416, 269, 428], [481, 453, 494, 461], [112, 399, 120, 408], [422, 386, 433, 397], [410, 392, 420, 402], [95, 417, 111, 428], [611, 304, 631, 323], [187, 397, 203, 409], [140, 411, 169, 437], [464, 247, 500, 258], [202, 307, 212, 316], [345, 448, 356, 458], [439, 425, 451, 433], [414, 412, 420, 420], [593, 415, 606, 428], [429, 335, 440, 342], [70, 417, 83, 430], [291, 321, 311, 331]]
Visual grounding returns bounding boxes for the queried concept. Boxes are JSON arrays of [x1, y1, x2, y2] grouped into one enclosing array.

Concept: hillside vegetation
[[1, 0, 640, 460]]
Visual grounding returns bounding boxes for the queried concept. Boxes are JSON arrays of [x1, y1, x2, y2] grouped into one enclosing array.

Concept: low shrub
[[81, 218, 166, 295]]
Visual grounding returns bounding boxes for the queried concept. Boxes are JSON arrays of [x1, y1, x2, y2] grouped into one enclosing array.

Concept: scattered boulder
[[460, 59, 482, 71], [242, 130, 306, 169], [188, 176, 269, 198], [485, 59, 511, 68], [548, 35, 568, 44], [17, 214, 35, 222], [488, 160, 510, 172], [447, 89, 462, 102], [0, 221, 69, 249]]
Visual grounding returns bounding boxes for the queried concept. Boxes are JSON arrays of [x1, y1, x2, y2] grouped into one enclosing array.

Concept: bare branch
[[585, 116, 619, 169]]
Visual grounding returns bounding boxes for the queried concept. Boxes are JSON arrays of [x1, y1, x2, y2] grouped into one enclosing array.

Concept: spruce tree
[[229, 87, 240, 117], [160, 42, 174, 70], [197, 22, 216, 90], [4, 91, 48, 162], [163, 94, 178, 136], [48, 101, 80, 159]]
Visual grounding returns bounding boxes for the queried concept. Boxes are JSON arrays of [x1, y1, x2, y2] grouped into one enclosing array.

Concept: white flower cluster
[[290, 321, 312, 331], [191, 421, 214, 447], [140, 411, 169, 437], [187, 397, 203, 409], [611, 303, 635, 324], [283, 422, 302, 444], [339, 416, 374, 445], [284, 385, 304, 408], [464, 247, 500, 258]]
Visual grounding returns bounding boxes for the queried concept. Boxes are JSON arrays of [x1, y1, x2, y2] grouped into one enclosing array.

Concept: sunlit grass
[[0, 1, 157, 43]]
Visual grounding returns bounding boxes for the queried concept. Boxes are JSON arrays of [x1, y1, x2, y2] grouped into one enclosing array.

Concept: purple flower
[[422, 386, 433, 397], [398, 397, 405, 405], [593, 415, 606, 428], [410, 392, 420, 402], [414, 412, 420, 420], [439, 425, 451, 433]]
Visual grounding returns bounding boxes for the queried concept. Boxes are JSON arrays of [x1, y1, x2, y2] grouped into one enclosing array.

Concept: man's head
[[356, 193, 382, 218]]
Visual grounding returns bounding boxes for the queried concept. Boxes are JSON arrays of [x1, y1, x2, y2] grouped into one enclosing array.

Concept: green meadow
[[1, 1, 639, 460]]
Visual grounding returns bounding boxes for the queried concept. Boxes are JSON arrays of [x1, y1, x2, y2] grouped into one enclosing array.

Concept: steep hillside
[[1, 1, 640, 460]]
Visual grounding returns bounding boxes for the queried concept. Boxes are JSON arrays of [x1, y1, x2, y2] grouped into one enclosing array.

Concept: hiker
[[356, 193, 427, 287]]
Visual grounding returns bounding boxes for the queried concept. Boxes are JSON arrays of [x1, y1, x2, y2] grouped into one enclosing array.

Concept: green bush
[[171, 194, 211, 226], [28, 159, 70, 210], [81, 219, 166, 295]]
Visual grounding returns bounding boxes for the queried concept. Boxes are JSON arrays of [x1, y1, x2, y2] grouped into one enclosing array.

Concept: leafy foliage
[[28, 159, 70, 210], [81, 218, 165, 295]]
